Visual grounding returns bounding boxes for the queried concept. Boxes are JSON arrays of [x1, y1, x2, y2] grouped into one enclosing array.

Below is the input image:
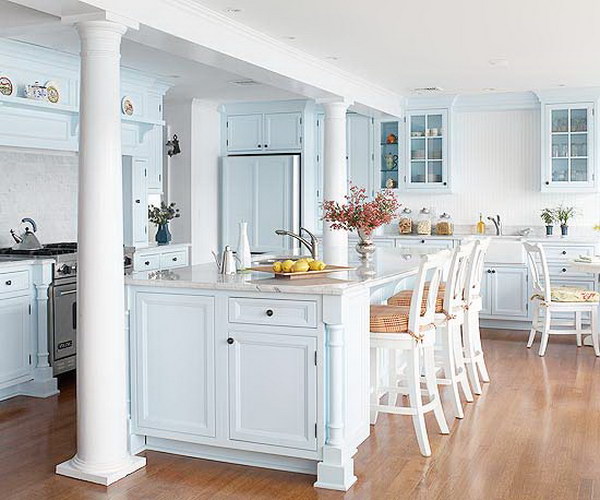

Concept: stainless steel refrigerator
[[221, 154, 301, 254]]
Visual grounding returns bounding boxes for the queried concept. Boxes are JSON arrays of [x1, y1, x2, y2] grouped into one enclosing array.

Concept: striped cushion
[[370, 305, 409, 333], [387, 282, 445, 314], [532, 286, 600, 303]]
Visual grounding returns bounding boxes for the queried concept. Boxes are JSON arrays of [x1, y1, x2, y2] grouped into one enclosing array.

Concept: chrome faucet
[[487, 215, 502, 236], [275, 227, 319, 260]]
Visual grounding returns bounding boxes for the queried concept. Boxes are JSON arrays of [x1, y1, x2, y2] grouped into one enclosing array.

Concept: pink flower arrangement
[[321, 184, 401, 236]]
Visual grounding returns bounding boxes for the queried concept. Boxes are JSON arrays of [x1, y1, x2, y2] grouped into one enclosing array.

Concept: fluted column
[[56, 19, 146, 486], [321, 100, 351, 266]]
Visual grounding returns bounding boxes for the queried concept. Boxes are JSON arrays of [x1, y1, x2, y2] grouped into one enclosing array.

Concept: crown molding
[[534, 87, 600, 103]]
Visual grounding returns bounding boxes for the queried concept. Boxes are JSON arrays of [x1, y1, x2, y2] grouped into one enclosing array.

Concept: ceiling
[[192, 0, 600, 94], [0, 0, 301, 103]]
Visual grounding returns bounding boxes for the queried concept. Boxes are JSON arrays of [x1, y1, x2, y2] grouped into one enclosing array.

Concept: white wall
[[397, 109, 600, 230], [165, 98, 220, 264], [0, 148, 78, 248]]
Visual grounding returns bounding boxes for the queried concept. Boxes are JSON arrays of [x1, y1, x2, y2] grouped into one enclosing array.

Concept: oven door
[[52, 282, 77, 360]]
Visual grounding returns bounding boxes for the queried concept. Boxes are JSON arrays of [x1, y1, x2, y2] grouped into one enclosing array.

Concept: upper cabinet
[[226, 111, 302, 153], [541, 103, 596, 192], [347, 114, 375, 195], [405, 109, 450, 191], [379, 121, 400, 190]]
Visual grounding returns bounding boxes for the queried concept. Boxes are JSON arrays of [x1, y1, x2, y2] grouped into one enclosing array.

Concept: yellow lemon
[[308, 260, 321, 271], [316, 261, 327, 271], [292, 260, 310, 273], [305, 257, 315, 262], [272, 261, 282, 273], [281, 259, 295, 273]]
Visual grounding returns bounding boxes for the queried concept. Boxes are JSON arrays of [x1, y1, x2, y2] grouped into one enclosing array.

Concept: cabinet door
[[263, 112, 302, 151], [543, 103, 595, 191], [228, 331, 317, 451], [147, 126, 163, 192], [0, 295, 31, 387], [134, 292, 216, 438], [132, 158, 149, 246], [347, 114, 373, 195], [491, 267, 529, 318], [227, 114, 263, 152], [479, 267, 493, 317]]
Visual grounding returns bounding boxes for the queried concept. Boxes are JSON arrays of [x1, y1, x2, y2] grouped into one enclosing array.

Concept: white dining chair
[[524, 241, 600, 357], [369, 250, 451, 457], [462, 238, 491, 395]]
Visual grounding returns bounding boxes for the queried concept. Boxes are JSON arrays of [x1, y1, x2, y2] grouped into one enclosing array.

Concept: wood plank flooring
[[1, 329, 600, 500]]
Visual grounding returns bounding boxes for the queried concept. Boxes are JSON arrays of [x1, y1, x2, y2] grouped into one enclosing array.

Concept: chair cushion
[[387, 282, 445, 314], [370, 305, 409, 333], [532, 286, 600, 303]]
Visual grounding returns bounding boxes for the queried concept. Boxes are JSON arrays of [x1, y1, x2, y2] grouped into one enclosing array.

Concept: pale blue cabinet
[[123, 156, 149, 248], [480, 266, 529, 319], [0, 295, 31, 388], [132, 292, 216, 440], [226, 112, 302, 153], [347, 114, 374, 195], [221, 155, 299, 253], [227, 329, 317, 451]]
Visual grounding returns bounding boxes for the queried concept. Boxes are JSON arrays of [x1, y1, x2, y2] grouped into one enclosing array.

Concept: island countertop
[[125, 247, 442, 295]]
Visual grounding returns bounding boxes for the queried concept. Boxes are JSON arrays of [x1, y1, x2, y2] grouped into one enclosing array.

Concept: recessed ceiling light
[[488, 58, 509, 68], [224, 7, 242, 13], [283, 36, 297, 41], [325, 56, 339, 61], [557, 83, 567, 87], [482, 87, 496, 92], [229, 79, 261, 86], [412, 86, 444, 93]]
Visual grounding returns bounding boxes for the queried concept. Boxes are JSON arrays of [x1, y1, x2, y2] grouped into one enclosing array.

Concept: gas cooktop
[[0, 242, 77, 256]]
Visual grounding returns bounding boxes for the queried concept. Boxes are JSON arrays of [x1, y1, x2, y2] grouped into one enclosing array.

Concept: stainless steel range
[[0, 242, 133, 375]]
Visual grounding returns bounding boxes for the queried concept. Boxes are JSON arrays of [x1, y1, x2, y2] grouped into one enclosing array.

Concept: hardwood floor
[[2, 329, 600, 500]]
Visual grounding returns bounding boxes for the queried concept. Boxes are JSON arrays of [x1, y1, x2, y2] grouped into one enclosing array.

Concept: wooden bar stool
[[370, 250, 451, 457], [524, 241, 600, 357], [387, 242, 475, 419], [462, 238, 491, 395]]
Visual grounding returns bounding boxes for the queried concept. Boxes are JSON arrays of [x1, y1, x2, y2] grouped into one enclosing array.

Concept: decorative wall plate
[[0, 75, 13, 96], [45, 81, 60, 104], [121, 96, 134, 116]]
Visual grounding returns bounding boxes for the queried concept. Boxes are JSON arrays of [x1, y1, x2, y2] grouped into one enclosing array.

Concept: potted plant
[[148, 201, 180, 245], [540, 208, 556, 236], [554, 204, 576, 237], [321, 183, 401, 264]]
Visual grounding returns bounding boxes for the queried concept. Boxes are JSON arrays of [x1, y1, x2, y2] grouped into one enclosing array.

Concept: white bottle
[[237, 221, 252, 271]]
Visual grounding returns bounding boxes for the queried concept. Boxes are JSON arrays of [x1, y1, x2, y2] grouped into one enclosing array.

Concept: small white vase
[[237, 221, 252, 271]]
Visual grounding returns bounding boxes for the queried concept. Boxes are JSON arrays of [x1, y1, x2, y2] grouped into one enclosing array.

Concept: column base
[[56, 454, 146, 486], [314, 445, 357, 491]]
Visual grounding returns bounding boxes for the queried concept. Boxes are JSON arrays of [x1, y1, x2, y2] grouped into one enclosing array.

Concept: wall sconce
[[166, 134, 181, 157]]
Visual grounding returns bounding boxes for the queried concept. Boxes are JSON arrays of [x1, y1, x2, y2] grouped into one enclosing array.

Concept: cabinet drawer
[[0, 270, 30, 294], [548, 264, 593, 279], [544, 245, 595, 262], [396, 238, 454, 249], [229, 297, 317, 328], [160, 250, 188, 269], [134, 253, 160, 271]]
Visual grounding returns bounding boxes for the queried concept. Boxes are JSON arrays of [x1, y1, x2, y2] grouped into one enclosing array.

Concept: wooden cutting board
[[247, 265, 354, 280]]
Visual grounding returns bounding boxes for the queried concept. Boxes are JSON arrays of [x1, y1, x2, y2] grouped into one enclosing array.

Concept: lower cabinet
[[133, 292, 216, 438], [227, 330, 317, 451], [480, 266, 529, 320], [0, 295, 31, 387]]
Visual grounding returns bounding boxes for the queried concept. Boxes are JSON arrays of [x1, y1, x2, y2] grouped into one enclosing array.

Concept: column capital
[[317, 98, 354, 115], [63, 11, 138, 31]]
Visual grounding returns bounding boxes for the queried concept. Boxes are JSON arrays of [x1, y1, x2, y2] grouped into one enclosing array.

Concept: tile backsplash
[[0, 148, 78, 248]]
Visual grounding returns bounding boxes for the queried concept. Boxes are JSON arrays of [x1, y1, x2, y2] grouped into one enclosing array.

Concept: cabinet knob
[[5, 280, 11, 285], [491, 269, 496, 274], [257, 144, 262, 148], [144, 261, 150, 266], [562, 268, 567, 273], [562, 250, 567, 255], [227, 337, 234, 345], [266, 309, 274, 317], [264, 144, 268, 148], [135, 199, 141, 204], [487, 269, 492, 274], [421, 239, 425, 244], [173, 257, 177, 261], [545, 181, 550, 185], [443, 182, 447, 186]]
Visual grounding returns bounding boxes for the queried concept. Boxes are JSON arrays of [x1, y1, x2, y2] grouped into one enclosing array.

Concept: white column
[[56, 20, 146, 486], [321, 100, 351, 266]]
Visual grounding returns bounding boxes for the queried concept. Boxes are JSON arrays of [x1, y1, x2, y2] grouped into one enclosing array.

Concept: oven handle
[[56, 289, 77, 296], [72, 301, 77, 330]]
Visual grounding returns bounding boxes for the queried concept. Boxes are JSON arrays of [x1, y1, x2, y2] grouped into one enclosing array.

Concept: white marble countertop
[[126, 247, 441, 296]]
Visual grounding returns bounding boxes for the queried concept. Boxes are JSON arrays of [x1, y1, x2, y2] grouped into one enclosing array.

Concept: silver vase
[[355, 229, 376, 263]]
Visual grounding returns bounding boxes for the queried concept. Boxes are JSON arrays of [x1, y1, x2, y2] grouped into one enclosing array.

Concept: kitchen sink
[[479, 236, 525, 264]]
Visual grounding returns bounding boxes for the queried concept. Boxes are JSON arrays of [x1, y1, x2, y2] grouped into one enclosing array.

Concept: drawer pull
[[562, 250, 567, 255], [562, 268, 567, 273], [421, 239, 425, 244], [266, 309, 274, 317], [491, 269, 496, 274], [487, 269, 492, 274], [144, 261, 150, 266], [5, 280, 11, 285], [227, 337, 235, 345], [172, 257, 177, 262]]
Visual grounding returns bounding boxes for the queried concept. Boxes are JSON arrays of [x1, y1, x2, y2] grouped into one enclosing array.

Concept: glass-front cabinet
[[406, 109, 449, 190], [379, 121, 399, 189], [543, 103, 595, 191]]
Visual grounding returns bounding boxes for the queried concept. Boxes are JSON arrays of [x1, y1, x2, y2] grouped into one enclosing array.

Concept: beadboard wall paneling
[[0, 149, 78, 248], [398, 109, 600, 227]]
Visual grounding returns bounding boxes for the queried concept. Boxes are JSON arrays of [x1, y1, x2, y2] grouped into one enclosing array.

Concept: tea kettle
[[10, 218, 43, 251], [212, 246, 237, 275]]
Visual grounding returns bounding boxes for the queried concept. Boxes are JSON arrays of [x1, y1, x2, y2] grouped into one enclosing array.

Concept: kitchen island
[[124, 248, 437, 491]]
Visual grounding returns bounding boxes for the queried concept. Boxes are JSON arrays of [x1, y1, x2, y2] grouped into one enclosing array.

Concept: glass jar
[[398, 208, 413, 234], [416, 208, 432, 235], [436, 212, 454, 235]]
